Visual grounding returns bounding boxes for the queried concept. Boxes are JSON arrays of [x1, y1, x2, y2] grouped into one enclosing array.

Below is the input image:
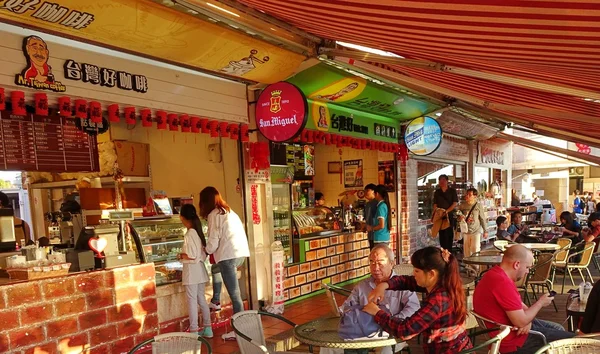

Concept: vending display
[[272, 183, 293, 264]]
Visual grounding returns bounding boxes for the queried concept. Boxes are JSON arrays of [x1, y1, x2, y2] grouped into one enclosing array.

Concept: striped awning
[[235, 0, 600, 136]]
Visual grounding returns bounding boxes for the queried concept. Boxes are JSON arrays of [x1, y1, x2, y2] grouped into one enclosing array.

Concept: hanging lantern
[[200, 118, 210, 134], [124, 107, 136, 125], [58, 97, 71, 118], [208, 120, 219, 137], [240, 124, 249, 142], [180, 114, 190, 133], [190, 116, 200, 133], [229, 123, 239, 140], [74, 99, 87, 119], [0, 88, 5, 110], [324, 133, 331, 145], [89, 101, 102, 123], [34, 93, 48, 116], [11, 91, 26, 115], [219, 122, 230, 137], [156, 110, 167, 130], [108, 104, 120, 123], [167, 113, 179, 131], [140, 109, 152, 127]]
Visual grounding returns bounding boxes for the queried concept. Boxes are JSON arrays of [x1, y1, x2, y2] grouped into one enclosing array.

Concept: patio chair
[[550, 238, 572, 284], [460, 326, 511, 354], [555, 242, 595, 294], [525, 252, 558, 312], [533, 337, 600, 354], [322, 282, 351, 317], [127, 332, 211, 354], [231, 310, 298, 354], [470, 310, 547, 347]]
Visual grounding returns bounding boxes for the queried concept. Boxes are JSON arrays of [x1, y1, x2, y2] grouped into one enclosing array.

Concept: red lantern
[[229, 123, 239, 140], [330, 134, 338, 145], [74, 99, 87, 119], [156, 111, 167, 130], [200, 118, 210, 134], [141, 109, 152, 127], [365, 140, 372, 150], [58, 97, 71, 118], [219, 122, 229, 137], [124, 107, 136, 125], [89, 101, 102, 123], [180, 114, 190, 133], [167, 113, 179, 131], [209, 120, 219, 137], [34, 93, 48, 116], [108, 104, 119, 123], [0, 88, 5, 110], [11, 91, 26, 115], [323, 133, 331, 145], [190, 116, 200, 133], [240, 124, 249, 142]]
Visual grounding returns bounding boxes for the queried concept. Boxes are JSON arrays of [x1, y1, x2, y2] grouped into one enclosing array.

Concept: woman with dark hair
[[178, 204, 212, 338], [366, 185, 392, 246], [559, 211, 581, 241], [199, 186, 250, 340], [364, 247, 472, 353]]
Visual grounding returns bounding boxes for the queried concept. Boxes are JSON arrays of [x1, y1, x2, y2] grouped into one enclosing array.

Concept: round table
[[506, 243, 561, 251], [462, 255, 503, 266], [294, 317, 402, 349]]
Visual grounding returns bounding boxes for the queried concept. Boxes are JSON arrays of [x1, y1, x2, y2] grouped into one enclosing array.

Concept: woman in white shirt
[[200, 186, 250, 340], [178, 204, 212, 338]]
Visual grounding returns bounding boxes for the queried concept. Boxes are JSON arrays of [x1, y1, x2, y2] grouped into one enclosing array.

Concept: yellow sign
[[311, 101, 330, 132], [308, 77, 367, 103], [0, 0, 306, 84]]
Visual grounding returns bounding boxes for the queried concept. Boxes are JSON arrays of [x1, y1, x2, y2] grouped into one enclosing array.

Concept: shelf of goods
[[484, 206, 505, 242]]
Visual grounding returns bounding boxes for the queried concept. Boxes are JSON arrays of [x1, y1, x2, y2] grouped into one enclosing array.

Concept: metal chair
[[322, 282, 351, 317], [460, 326, 511, 354], [555, 242, 595, 294], [533, 337, 600, 354], [525, 252, 558, 312], [470, 310, 547, 347], [551, 238, 572, 284], [128, 332, 211, 354], [231, 310, 298, 354]]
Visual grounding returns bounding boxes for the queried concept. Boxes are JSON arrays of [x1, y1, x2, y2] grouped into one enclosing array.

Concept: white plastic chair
[[128, 332, 211, 354], [231, 310, 300, 354], [460, 325, 510, 354], [533, 337, 600, 354]]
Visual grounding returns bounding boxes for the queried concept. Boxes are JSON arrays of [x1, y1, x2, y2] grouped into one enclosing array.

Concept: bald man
[[473, 245, 574, 354]]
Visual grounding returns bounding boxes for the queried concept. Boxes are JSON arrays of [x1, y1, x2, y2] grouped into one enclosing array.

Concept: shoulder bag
[[455, 203, 477, 241], [338, 302, 389, 339]]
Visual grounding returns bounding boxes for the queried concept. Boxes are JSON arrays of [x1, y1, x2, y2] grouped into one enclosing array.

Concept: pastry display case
[[129, 216, 186, 286], [292, 207, 340, 238]]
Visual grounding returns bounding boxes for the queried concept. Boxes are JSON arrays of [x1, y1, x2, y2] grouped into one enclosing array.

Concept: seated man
[[335, 244, 420, 354], [497, 215, 516, 242], [473, 244, 574, 354]]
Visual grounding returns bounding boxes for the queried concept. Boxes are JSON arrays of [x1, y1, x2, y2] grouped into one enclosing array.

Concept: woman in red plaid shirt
[[364, 247, 472, 353]]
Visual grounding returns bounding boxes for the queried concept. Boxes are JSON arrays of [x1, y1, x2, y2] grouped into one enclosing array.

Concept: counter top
[[297, 229, 364, 241]]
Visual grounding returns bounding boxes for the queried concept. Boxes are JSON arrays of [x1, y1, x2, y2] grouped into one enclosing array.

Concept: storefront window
[[417, 161, 467, 220]]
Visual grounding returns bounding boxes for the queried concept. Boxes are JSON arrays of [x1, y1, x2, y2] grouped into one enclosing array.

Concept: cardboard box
[[114, 141, 150, 177]]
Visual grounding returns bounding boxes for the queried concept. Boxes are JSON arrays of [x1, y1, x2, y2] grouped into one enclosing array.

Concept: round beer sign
[[404, 116, 442, 156], [256, 82, 308, 142]]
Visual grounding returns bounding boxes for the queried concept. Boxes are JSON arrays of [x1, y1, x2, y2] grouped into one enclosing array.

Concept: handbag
[[455, 203, 477, 241], [338, 302, 388, 339]]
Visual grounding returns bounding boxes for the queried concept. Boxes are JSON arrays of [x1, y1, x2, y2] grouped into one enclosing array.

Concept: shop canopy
[[234, 0, 600, 139]]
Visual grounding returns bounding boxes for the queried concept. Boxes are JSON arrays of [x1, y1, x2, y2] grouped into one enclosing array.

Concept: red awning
[[236, 0, 600, 135]]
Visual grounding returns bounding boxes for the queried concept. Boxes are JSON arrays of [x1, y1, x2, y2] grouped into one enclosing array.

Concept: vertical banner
[[265, 241, 285, 314], [378, 161, 395, 192], [304, 145, 315, 176], [344, 159, 364, 188]]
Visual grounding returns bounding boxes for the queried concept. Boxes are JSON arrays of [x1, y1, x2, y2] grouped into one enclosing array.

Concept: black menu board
[[0, 111, 99, 172]]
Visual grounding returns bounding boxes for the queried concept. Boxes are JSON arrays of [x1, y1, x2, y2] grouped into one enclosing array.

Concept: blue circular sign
[[404, 116, 442, 156]]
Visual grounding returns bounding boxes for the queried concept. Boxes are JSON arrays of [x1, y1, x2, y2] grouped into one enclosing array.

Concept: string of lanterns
[[0, 88, 250, 141]]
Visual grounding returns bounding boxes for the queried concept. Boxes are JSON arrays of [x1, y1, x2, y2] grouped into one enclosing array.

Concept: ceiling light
[[206, 2, 240, 17], [336, 41, 404, 58]]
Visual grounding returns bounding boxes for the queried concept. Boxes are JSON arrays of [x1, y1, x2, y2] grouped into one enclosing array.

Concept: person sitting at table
[[582, 212, 600, 253], [329, 244, 420, 354], [559, 211, 582, 242], [581, 278, 600, 333], [497, 215, 517, 242], [473, 244, 574, 354], [507, 211, 531, 243], [364, 247, 473, 353]]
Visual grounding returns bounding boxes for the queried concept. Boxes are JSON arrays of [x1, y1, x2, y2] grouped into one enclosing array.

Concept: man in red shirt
[[583, 212, 600, 252], [473, 245, 574, 353]]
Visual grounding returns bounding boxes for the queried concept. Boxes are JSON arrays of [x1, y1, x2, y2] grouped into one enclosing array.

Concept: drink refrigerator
[[271, 167, 294, 265]]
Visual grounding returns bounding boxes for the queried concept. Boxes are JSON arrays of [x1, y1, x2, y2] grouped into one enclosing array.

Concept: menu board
[[0, 111, 99, 172]]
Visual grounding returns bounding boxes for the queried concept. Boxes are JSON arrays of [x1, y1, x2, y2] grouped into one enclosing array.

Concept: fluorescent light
[[206, 2, 240, 17], [336, 41, 404, 58]]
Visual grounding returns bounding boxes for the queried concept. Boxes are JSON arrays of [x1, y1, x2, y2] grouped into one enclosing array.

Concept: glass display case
[[272, 183, 293, 265], [292, 207, 339, 238], [130, 216, 186, 286]]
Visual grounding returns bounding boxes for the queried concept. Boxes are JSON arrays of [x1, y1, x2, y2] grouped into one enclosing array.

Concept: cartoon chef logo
[[270, 90, 282, 113], [220, 49, 269, 77], [15, 36, 66, 92]]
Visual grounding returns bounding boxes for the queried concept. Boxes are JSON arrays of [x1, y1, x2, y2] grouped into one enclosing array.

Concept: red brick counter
[[0, 263, 158, 354]]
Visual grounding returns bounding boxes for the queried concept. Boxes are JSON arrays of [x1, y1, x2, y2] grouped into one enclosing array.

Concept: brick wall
[[0, 263, 158, 354]]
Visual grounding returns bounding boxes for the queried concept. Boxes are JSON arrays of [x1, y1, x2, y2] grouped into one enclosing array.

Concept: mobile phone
[[549, 290, 557, 297]]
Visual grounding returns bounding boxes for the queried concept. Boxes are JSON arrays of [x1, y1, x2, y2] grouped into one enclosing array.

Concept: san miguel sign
[[256, 81, 308, 142]]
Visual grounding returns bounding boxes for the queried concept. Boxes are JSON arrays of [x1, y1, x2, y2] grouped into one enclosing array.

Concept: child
[[496, 215, 515, 241], [179, 204, 213, 338]]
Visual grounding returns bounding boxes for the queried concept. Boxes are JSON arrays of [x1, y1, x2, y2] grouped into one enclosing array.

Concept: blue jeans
[[510, 319, 575, 354], [211, 257, 246, 314]]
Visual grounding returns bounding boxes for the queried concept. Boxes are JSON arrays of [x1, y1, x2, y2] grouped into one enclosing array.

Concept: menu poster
[[344, 159, 363, 188], [378, 160, 395, 192], [0, 111, 99, 172]]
